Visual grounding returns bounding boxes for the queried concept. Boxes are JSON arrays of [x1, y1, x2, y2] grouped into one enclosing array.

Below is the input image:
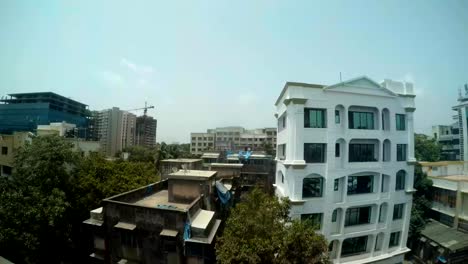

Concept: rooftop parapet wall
[[381, 79, 414, 95], [105, 180, 169, 204]]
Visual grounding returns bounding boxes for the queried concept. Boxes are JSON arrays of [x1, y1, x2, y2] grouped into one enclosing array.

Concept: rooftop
[[209, 163, 244, 168], [161, 158, 202, 163], [201, 153, 220, 158], [430, 175, 468, 182], [3, 92, 88, 107], [421, 220, 468, 251], [133, 190, 190, 211], [168, 170, 217, 180], [419, 161, 467, 167]]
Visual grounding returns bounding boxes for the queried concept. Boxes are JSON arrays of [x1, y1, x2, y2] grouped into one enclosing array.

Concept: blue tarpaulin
[[216, 181, 231, 205], [183, 221, 191, 240]]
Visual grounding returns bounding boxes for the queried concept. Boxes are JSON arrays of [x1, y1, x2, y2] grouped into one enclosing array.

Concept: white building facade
[[274, 76, 416, 264]]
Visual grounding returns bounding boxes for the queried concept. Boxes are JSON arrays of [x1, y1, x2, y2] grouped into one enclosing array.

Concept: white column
[[285, 99, 306, 163], [406, 108, 416, 162]]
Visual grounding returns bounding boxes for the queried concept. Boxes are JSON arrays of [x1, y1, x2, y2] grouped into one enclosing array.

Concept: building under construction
[[136, 115, 157, 148]]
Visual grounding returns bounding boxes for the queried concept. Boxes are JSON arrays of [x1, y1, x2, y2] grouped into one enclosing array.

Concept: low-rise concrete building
[[421, 161, 468, 230], [159, 159, 203, 180], [84, 170, 221, 264], [0, 131, 33, 176]]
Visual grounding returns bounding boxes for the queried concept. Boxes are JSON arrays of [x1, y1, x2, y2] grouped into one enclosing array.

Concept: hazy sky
[[1, 1, 467, 143]]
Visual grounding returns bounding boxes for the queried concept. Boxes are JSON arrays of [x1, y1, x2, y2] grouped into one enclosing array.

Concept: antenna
[[340, 72, 342, 83], [459, 88, 462, 99]]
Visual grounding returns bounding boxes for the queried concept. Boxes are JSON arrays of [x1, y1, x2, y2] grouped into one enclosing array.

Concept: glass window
[[389, 232, 401, 247], [348, 175, 373, 195], [278, 144, 286, 160], [349, 111, 374, 129], [395, 170, 406, 191], [335, 143, 340, 157], [397, 144, 407, 161], [303, 177, 323, 198], [396, 114, 406, 131], [341, 236, 368, 256], [278, 113, 286, 131], [334, 179, 339, 191], [393, 204, 404, 220], [304, 143, 326, 163], [301, 213, 323, 229], [335, 110, 340, 124], [349, 144, 376, 162], [305, 108, 327, 128], [332, 209, 337, 222], [345, 206, 371, 226], [378, 204, 386, 222]]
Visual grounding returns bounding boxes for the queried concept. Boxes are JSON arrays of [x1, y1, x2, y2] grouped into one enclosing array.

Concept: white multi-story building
[[190, 127, 277, 155], [274, 76, 416, 264]]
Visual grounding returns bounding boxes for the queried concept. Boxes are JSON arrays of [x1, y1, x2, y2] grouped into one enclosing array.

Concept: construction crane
[[125, 102, 155, 116]]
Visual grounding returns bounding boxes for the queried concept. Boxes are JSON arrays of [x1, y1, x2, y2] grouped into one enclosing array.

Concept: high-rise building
[[135, 115, 157, 148], [190, 127, 277, 155], [0, 92, 89, 134], [274, 76, 416, 264], [95, 107, 138, 157], [121, 111, 137, 149]]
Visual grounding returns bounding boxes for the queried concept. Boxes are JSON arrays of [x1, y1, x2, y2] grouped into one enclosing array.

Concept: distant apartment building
[[95, 108, 157, 157], [274, 76, 416, 264], [190, 127, 277, 155], [37, 121, 101, 156], [432, 84, 468, 161], [0, 131, 33, 177], [84, 170, 221, 264], [0, 92, 89, 134], [121, 111, 137, 149], [432, 124, 460, 161], [136, 115, 157, 148], [416, 161, 468, 263]]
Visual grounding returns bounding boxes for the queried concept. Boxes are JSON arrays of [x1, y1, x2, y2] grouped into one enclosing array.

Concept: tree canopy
[[415, 133, 442, 162], [0, 135, 159, 263], [215, 188, 329, 264]]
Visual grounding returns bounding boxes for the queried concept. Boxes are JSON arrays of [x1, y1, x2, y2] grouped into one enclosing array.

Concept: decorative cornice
[[283, 98, 307, 106], [399, 94, 416, 98], [405, 107, 416, 112]]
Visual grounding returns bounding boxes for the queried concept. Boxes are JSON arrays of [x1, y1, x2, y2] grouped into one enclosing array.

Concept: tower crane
[[125, 102, 155, 116]]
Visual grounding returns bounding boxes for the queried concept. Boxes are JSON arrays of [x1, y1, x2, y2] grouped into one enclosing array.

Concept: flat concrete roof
[[209, 163, 244, 168], [133, 190, 190, 211], [185, 219, 221, 244], [201, 153, 220, 158], [161, 158, 202, 163], [420, 161, 468, 167], [168, 170, 216, 180], [114, 222, 136, 230], [430, 175, 468, 182], [191, 210, 214, 230], [422, 220, 468, 251], [160, 229, 178, 237]]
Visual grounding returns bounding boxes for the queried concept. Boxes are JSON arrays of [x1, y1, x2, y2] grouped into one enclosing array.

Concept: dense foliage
[[415, 133, 442, 162], [0, 135, 160, 263], [215, 189, 329, 264], [409, 133, 436, 242]]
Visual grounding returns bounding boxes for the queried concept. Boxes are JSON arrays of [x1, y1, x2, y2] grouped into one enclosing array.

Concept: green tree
[[261, 141, 276, 156], [122, 145, 157, 163], [0, 135, 78, 263], [415, 133, 442, 162], [215, 189, 329, 264], [409, 165, 433, 239]]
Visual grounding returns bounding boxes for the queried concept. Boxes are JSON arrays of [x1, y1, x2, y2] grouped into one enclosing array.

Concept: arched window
[[396, 170, 406, 190], [303, 176, 323, 198]]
